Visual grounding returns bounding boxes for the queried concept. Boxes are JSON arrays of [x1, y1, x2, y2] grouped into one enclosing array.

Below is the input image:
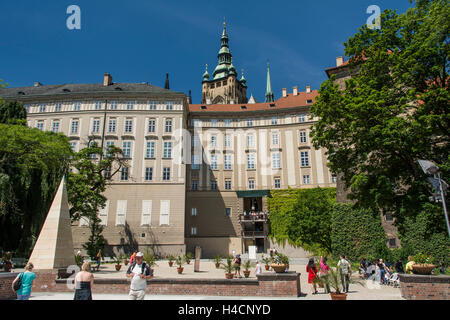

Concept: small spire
[[164, 73, 170, 90], [265, 60, 274, 102]]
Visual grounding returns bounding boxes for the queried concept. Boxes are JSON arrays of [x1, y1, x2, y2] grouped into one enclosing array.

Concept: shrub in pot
[[176, 256, 184, 274], [262, 255, 271, 271], [185, 252, 193, 265], [213, 254, 222, 268], [144, 249, 158, 275], [412, 253, 436, 275], [315, 267, 364, 300], [271, 253, 289, 273], [167, 254, 175, 267], [242, 260, 252, 278], [220, 255, 235, 279]]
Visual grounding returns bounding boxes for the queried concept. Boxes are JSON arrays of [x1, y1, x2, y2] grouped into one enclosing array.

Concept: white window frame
[[115, 200, 127, 226], [159, 200, 170, 225], [141, 200, 152, 226]]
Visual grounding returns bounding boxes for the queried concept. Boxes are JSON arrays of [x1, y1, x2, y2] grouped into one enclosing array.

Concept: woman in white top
[[255, 260, 262, 275]]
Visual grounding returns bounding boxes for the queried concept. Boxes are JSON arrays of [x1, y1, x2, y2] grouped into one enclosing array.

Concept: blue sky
[[0, 0, 413, 103]]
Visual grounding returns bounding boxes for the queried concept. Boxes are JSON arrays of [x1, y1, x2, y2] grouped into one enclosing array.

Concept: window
[[73, 102, 81, 111], [70, 120, 79, 134], [141, 200, 152, 226], [165, 119, 172, 133], [224, 119, 231, 127], [92, 119, 100, 133], [70, 142, 77, 152], [224, 134, 231, 147], [272, 153, 281, 169], [388, 238, 396, 247], [89, 141, 97, 159], [298, 114, 306, 123], [145, 141, 155, 158], [52, 121, 60, 133], [224, 154, 232, 170], [104, 167, 111, 179], [300, 151, 310, 167], [331, 174, 337, 183], [145, 167, 153, 181], [193, 119, 201, 128], [210, 119, 218, 127], [109, 101, 117, 110], [271, 117, 278, 125], [192, 135, 200, 147], [124, 119, 133, 133], [191, 180, 198, 190], [271, 133, 279, 146], [191, 208, 197, 216], [248, 179, 255, 190], [115, 200, 127, 226], [303, 174, 311, 184], [299, 130, 307, 143], [24, 104, 30, 113], [385, 212, 394, 222], [163, 141, 172, 158], [36, 121, 44, 131], [247, 153, 255, 170], [99, 200, 109, 226], [246, 119, 253, 127], [225, 180, 232, 190], [120, 167, 129, 181], [148, 101, 157, 110], [122, 141, 132, 158], [210, 154, 218, 170], [39, 104, 46, 113], [247, 134, 254, 148], [126, 101, 134, 110], [211, 135, 217, 147], [166, 101, 173, 110], [191, 154, 200, 170], [94, 101, 102, 110], [54, 103, 62, 112], [159, 200, 170, 225], [191, 227, 197, 235], [105, 141, 115, 157], [148, 119, 156, 133], [210, 180, 218, 190], [225, 208, 231, 217], [162, 167, 171, 181], [108, 119, 116, 133], [274, 178, 281, 189]]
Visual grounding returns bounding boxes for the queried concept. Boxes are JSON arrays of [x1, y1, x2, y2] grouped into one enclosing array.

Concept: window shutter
[[116, 200, 127, 226], [160, 200, 170, 225], [141, 200, 152, 226], [99, 200, 109, 226]]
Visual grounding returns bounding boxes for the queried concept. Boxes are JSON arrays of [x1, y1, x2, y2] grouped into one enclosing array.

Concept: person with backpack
[[319, 256, 330, 293], [126, 252, 153, 300], [306, 258, 318, 295], [337, 255, 351, 293], [11, 262, 36, 300], [233, 254, 242, 278]]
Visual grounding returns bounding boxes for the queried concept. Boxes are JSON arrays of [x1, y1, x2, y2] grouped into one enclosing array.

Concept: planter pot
[[124, 260, 128, 266], [225, 273, 234, 279], [177, 267, 184, 274], [186, 260, 191, 265], [115, 264, 122, 271], [215, 263, 220, 269], [264, 264, 270, 271], [412, 264, 436, 275], [4, 263, 12, 272], [169, 261, 174, 267], [243, 270, 251, 278], [271, 264, 287, 273], [330, 292, 347, 300]]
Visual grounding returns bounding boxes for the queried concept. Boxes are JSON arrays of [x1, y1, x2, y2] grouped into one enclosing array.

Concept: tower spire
[[164, 73, 170, 90], [265, 60, 274, 102]]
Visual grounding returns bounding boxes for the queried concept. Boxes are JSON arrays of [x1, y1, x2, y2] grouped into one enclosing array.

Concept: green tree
[[310, 0, 449, 231], [0, 100, 26, 125], [268, 188, 336, 254], [67, 141, 127, 258], [0, 122, 72, 255]]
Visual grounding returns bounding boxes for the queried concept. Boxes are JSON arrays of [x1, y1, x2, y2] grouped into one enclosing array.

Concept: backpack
[[128, 261, 151, 276], [13, 273, 23, 291], [339, 260, 349, 274]]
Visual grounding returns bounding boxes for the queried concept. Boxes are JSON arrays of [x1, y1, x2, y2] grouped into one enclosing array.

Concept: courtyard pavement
[[14, 259, 404, 300]]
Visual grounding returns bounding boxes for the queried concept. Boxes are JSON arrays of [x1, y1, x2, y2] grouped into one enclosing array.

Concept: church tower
[[201, 21, 247, 104]]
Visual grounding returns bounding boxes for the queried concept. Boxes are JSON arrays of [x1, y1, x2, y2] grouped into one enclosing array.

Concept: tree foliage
[[268, 188, 336, 254], [310, 0, 449, 232]]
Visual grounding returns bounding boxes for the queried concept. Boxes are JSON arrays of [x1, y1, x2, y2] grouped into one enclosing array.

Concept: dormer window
[[241, 106, 247, 110]]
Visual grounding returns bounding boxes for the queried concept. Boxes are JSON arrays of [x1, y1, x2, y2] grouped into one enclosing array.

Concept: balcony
[[241, 230, 266, 238], [239, 212, 269, 223]]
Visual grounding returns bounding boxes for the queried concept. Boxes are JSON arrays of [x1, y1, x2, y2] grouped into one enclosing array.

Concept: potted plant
[[124, 255, 129, 266], [220, 255, 235, 279], [144, 249, 158, 275], [261, 255, 271, 271], [315, 267, 364, 300], [271, 252, 289, 273], [185, 252, 193, 265], [74, 253, 83, 268], [412, 253, 436, 275], [175, 256, 184, 274], [2, 252, 13, 272], [114, 255, 122, 271], [213, 254, 222, 269], [242, 260, 252, 278], [167, 254, 175, 267]]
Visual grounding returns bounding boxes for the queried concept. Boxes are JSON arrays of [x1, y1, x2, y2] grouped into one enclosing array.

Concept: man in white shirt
[[337, 255, 351, 293], [126, 252, 153, 300]]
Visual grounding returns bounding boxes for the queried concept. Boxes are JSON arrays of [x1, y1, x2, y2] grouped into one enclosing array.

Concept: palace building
[[0, 22, 337, 258]]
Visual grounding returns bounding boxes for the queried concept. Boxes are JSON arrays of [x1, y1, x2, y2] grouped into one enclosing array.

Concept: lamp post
[[418, 160, 450, 239]]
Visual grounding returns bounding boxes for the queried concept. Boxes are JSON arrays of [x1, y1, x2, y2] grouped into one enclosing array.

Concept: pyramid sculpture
[[29, 176, 76, 269]]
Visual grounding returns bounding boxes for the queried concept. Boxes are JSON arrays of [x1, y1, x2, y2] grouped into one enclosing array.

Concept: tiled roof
[[189, 90, 318, 113]]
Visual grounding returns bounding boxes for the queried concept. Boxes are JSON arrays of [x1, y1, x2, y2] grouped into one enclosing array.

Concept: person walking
[[126, 252, 153, 300], [255, 260, 262, 275], [11, 262, 36, 300], [337, 255, 351, 293], [306, 258, 318, 294], [74, 262, 94, 300], [394, 260, 404, 273], [233, 254, 242, 278], [129, 251, 137, 265], [95, 249, 102, 271], [319, 256, 330, 293], [379, 259, 387, 284]]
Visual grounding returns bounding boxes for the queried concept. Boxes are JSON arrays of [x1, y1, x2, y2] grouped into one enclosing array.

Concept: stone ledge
[[0, 272, 19, 279], [257, 272, 300, 281], [56, 277, 259, 286], [399, 274, 450, 283]]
